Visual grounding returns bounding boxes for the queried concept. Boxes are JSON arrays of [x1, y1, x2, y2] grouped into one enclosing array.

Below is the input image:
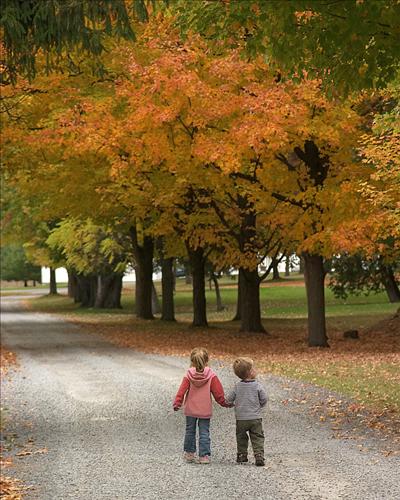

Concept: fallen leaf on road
[[0, 456, 13, 468], [0, 476, 23, 499], [33, 448, 48, 455], [15, 450, 32, 457], [0, 347, 18, 377], [16, 447, 47, 457]]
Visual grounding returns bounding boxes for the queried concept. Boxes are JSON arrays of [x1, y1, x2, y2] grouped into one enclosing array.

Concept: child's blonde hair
[[233, 357, 254, 380], [190, 347, 209, 372]]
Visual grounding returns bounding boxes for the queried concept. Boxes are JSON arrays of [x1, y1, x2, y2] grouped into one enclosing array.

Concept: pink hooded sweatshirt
[[173, 367, 230, 419]]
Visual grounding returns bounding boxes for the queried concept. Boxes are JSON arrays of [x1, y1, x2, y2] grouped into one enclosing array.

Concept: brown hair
[[190, 347, 209, 372], [233, 357, 254, 380]]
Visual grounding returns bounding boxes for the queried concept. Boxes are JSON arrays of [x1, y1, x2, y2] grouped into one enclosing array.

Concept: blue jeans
[[183, 416, 211, 457]]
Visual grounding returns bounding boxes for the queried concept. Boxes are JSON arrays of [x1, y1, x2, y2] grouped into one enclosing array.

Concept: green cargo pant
[[236, 419, 264, 457]]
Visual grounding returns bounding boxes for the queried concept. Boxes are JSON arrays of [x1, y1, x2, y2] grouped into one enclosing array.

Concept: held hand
[[173, 406, 180, 412]]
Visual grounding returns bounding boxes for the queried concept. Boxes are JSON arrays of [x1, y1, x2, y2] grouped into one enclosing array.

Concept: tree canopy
[[2, 1, 399, 92], [0, 0, 158, 82], [171, 0, 400, 93], [0, 244, 41, 283]]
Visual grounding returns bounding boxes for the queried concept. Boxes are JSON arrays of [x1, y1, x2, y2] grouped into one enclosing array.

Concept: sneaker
[[255, 454, 265, 467], [236, 453, 248, 464], [184, 452, 196, 463], [199, 455, 211, 464]]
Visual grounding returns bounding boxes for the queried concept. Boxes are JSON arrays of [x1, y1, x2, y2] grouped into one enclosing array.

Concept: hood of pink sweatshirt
[[184, 367, 215, 418], [186, 367, 214, 387]]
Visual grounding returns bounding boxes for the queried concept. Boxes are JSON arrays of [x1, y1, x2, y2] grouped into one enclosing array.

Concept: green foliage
[[0, 0, 155, 82], [5, 0, 398, 91], [172, 0, 400, 93], [0, 244, 41, 282], [46, 218, 130, 275], [370, 86, 400, 135], [329, 253, 399, 299]]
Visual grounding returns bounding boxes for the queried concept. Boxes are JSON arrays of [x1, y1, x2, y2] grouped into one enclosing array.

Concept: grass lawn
[[21, 277, 400, 420], [0, 283, 68, 296], [28, 277, 397, 328]]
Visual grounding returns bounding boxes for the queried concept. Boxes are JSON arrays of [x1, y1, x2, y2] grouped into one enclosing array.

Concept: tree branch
[[210, 199, 240, 243]]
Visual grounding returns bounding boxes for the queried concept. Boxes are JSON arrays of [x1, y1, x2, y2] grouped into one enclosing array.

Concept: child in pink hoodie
[[173, 347, 231, 464]]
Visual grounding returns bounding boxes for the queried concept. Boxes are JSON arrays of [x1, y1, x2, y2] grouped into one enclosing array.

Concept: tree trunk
[[240, 268, 266, 333], [303, 253, 329, 347], [33, 280, 37, 287], [24, 280, 28, 287], [49, 267, 57, 295], [272, 257, 280, 280], [130, 229, 154, 320], [299, 255, 305, 274], [134, 259, 154, 319], [211, 271, 224, 311], [77, 275, 97, 307], [232, 269, 244, 321], [94, 273, 123, 308], [285, 255, 290, 277], [134, 266, 140, 314], [151, 282, 161, 314], [187, 246, 207, 327], [71, 272, 82, 303], [184, 262, 192, 285], [161, 257, 175, 321], [67, 269, 79, 299], [104, 274, 123, 308], [382, 266, 400, 303], [235, 206, 265, 332]]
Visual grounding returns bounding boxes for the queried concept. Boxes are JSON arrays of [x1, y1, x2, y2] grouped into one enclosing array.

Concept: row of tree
[[1, 9, 399, 347]]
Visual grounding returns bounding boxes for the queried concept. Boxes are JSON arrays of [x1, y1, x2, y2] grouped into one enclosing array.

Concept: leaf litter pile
[[0, 347, 26, 500], [0, 348, 41, 499], [70, 310, 400, 453], [0, 348, 18, 377], [0, 476, 23, 500]]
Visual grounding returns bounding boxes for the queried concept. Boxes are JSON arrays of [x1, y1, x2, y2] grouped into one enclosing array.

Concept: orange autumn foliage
[[47, 23, 364, 270]]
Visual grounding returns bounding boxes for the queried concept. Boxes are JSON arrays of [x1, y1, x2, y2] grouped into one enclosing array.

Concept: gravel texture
[[1, 294, 400, 500]]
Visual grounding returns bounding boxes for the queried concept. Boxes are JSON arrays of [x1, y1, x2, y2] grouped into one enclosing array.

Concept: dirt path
[[1, 294, 399, 500]]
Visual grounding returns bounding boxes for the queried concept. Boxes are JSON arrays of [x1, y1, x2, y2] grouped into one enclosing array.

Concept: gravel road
[[1, 294, 399, 500]]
